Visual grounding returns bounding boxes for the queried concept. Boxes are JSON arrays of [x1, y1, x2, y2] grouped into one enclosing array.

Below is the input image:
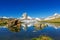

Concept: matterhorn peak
[[22, 12, 27, 17]]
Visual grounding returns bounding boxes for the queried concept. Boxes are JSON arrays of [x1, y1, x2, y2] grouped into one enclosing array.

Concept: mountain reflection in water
[[0, 23, 60, 40], [47, 23, 60, 29]]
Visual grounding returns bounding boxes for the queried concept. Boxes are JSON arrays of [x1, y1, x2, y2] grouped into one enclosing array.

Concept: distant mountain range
[[0, 16, 17, 19], [0, 12, 60, 29], [44, 13, 60, 20], [0, 13, 60, 22]]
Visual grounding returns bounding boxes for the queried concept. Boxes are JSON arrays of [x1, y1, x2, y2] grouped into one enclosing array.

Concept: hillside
[[0, 18, 15, 26], [44, 18, 60, 23]]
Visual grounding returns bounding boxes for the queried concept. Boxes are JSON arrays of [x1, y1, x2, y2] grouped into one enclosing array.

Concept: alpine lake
[[0, 22, 60, 40]]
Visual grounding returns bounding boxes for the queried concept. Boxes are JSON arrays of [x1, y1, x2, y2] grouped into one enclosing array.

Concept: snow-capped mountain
[[35, 18, 41, 21], [0, 16, 16, 19], [52, 13, 60, 18], [19, 12, 32, 20], [18, 12, 41, 27], [0, 16, 9, 19], [2, 16, 8, 18], [44, 13, 60, 20]]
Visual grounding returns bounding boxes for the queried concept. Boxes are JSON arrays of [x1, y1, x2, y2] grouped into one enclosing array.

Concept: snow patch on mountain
[[35, 18, 41, 21], [44, 13, 60, 20]]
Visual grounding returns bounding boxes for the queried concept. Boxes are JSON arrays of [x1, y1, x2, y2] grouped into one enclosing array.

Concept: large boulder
[[7, 19, 21, 32]]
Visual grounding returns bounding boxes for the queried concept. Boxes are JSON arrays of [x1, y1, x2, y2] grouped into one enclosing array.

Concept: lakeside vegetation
[[44, 18, 60, 23], [32, 35, 53, 40], [0, 19, 8, 26]]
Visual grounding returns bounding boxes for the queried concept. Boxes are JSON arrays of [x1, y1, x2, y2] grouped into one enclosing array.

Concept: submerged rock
[[33, 23, 48, 30]]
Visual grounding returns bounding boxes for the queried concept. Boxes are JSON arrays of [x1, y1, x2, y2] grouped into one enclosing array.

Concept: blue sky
[[0, 0, 60, 18]]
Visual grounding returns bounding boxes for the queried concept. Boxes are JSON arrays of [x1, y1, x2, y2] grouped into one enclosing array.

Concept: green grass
[[32, 35, 53, 40], [0, 22, 7, 26]]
